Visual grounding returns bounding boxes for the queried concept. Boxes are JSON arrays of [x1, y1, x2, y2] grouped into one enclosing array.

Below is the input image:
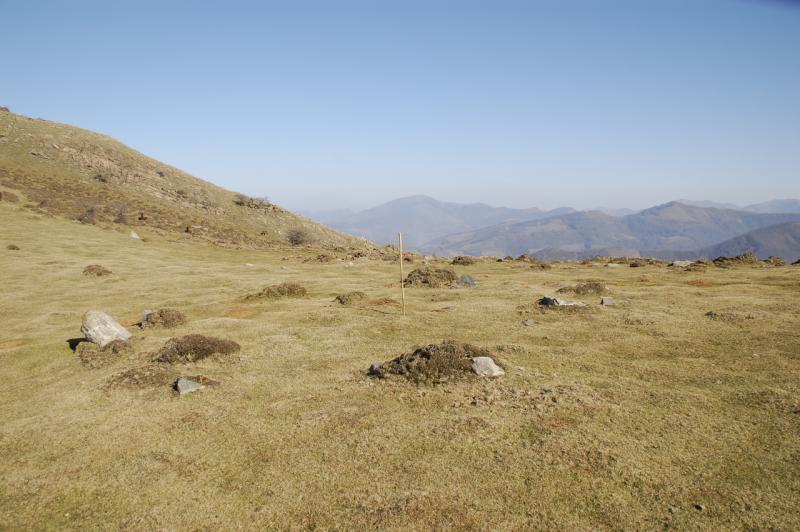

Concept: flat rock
[[600, 297, 615, 306], [669, 260, 693, 268], [175, 377, 204, 395], [471, 357, 505, 377], [81, 310, 132, 348]]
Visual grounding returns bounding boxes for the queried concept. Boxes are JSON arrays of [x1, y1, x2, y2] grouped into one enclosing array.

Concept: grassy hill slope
[[0, 109, 368, 249]]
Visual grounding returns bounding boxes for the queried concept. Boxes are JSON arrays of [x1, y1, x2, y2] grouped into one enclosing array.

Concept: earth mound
[[556, 281, 607, 295], [153, 334, 240, 364], [142, 308, 186, 328], [83, 265, 112, 276], [245, 282, 307, 300], [368, 340, 498, 383], [334, 291, 367, 305], [403, 267, 457, 288]]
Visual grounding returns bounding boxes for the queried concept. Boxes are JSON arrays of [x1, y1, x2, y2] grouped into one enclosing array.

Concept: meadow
[[1, 201, 799, 530]]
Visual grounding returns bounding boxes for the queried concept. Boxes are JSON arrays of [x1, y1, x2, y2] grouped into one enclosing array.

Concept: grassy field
[[1, 200, 799, 530]]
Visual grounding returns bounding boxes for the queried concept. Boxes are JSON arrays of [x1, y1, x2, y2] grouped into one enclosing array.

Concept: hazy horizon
[[3, 0, 799, 212]]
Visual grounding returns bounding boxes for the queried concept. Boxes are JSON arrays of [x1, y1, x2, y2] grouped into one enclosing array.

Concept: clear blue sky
[[2, 0, 798, 211]]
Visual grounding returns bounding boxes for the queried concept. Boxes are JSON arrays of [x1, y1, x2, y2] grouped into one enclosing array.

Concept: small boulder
[[538, 296, 587, 307], [130, 230, 140, 240], [174, 377, 204, 395], [81, 310, 132, 348], [669, 260, 693, 268], [453, 274, 477, 288], [471, 357, 505, 377]]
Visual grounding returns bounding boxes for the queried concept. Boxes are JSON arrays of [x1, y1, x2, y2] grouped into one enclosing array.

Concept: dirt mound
[[245, 282, 307, 300], [6, 244, 20, 251], [368, 340, 495, 383], [713, 252, 760, 268], [153, 334, 240, 364], [451, 256, 476, 266], [557, 281, 607, 295], [106, 364, 177, 388], [334, 291, 367, 305], [403, 267, 457, 288], [142, 308, 186, 328], [76, 339, 132, 368], [83, 264, 112, 276]]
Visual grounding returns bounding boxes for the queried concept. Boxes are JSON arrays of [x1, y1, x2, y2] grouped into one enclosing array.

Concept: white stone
[[81, 310, 132, 348], [175, 377, 204, 395], [130, 230, 140, 239], [471, 357, 505, 377]]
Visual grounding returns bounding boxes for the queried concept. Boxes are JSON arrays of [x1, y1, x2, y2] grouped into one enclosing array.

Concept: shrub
[[287, 228, 313, 246], [153, 334, 240, 364]]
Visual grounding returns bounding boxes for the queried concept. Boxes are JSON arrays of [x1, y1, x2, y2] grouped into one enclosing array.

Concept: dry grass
[[1, 204, 799, 530]]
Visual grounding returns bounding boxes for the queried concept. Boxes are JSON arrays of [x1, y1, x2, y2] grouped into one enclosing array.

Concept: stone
[[454, 274, 477, 288], [81, 310, 132, 348], [600, 297, 615, 306], [471, 357, 505, 377], [538, 296, 587, 307], [130, 230, 140, 239], [175, 377, 204, 395], [669, 260, 693, 268], [142, 309, 153, 322]]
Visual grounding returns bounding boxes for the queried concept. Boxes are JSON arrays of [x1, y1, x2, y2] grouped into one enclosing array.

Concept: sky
[[1, 0, 798, 212]]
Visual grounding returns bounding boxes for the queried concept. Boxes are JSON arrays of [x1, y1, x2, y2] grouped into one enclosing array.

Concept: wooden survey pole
[[399, 232, 406, 316]]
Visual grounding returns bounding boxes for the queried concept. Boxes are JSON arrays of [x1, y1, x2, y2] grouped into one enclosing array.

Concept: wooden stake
[[399, 232, 406, 316]]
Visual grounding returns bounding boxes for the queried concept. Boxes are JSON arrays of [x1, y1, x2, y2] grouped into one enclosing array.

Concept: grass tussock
[[245, 282, 307, 300], [153, 334, 240, 364], [403, 267, 457, 288], [82, 264, 112, 276], [142, 308, 186, 328], [369, 340, 494, 383]]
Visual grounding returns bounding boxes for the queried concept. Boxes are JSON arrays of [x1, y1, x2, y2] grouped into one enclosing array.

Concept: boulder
[[471, 357, 505, 377], [175, 377, 204, 395], [454, 274, 477, 288], [81, 310, 132, 348], [669, 260, 693, 268]]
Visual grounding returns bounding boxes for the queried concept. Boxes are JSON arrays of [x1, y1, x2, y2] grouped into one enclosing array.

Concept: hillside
[[0, 109, 367, 249], [692, 222, 800, 262], [421, 202, 800, 258], [305, 195, 574, 248]]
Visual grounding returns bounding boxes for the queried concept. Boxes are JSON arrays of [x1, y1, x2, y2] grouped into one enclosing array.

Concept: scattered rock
[[141, 308, 186, 328], [453, 274, 477, 288], [174, 377, 204, 395], [334, 291, 368, 306], [245, 282, 307, 300], [713, 252, 759, 268], [130, 230, 141, 240], [600, 297, 615, 306], [403, 267, 457, 288], [368, 340, 499, 383], [82, 264, 112, 276], [471, 357, 505, 377], [763, 256, 786, 267], [153, 334, 240, 364], [81, 310, 132, 348], [538, 296, 587, 307]]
